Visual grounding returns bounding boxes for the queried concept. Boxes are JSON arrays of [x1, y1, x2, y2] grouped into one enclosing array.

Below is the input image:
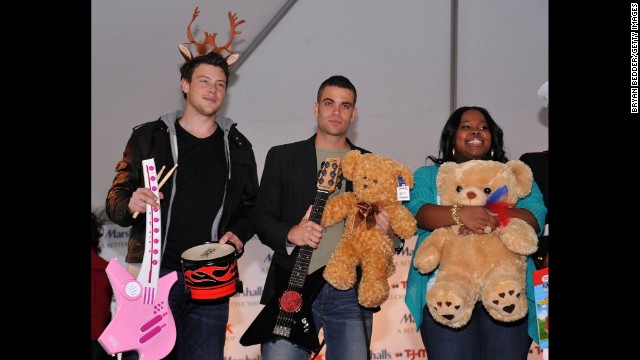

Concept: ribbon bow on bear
[[353, 202, 380, 230]]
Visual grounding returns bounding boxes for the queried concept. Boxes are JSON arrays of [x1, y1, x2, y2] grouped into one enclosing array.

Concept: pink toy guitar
[[99, 159, 177, 359]]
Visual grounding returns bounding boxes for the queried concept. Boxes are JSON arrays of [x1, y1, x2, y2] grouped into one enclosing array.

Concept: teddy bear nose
[[466, 191, 476, 199]]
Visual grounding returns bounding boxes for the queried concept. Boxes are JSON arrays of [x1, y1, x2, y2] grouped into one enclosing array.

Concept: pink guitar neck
[[98, 159, 177, 359]]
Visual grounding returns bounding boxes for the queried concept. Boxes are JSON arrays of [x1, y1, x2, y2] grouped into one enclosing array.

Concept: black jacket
[[106, 110, 259, 265]]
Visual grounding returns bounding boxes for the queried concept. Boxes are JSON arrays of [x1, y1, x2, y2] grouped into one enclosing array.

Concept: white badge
[[397, 176, 410, 201], [397, 185, 410, 201]]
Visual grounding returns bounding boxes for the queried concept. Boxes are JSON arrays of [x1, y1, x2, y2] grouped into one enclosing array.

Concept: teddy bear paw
[[500, 219, 539, 255], [426, 290, 473, 328], [357, 279, 390, 308], [412, 249, 440, 274], [323, 272, 356, 290], [482, 281, 528, 322], [323, 262, 357, 290]]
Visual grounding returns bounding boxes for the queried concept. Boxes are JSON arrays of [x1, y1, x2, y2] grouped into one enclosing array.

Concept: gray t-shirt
[[308, 147, 350, 274]]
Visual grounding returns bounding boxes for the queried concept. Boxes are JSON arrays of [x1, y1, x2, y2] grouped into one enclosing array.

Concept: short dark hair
[[428, 106, 507, 165], [91, 212, 104, 255], [179, 52, 231, 99], [317, 75, 357, 105]]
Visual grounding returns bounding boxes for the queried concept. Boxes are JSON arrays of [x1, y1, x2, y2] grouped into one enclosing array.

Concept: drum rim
[[180, 242, 236, 261]]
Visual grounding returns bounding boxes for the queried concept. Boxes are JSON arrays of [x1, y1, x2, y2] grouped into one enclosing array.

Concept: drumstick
[[132, 164, 178, 219], [156, 165, 166, 179], [157, 164, 178, 189]]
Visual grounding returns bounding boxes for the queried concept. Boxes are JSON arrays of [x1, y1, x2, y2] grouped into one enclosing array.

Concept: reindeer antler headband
[[178, 7, 245, 66]]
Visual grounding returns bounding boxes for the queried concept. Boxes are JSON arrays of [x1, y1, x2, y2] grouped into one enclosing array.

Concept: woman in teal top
[[404, 106, 547, 360]]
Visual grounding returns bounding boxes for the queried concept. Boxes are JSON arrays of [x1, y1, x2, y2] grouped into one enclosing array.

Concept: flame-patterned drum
[[180, 243, 242, 302]]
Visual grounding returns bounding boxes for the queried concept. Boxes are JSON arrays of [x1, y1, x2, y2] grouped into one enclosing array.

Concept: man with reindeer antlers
[[105, 9, 258, 360]]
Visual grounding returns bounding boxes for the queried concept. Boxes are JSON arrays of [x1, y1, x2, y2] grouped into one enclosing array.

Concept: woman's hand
[[457, 206, 498, 235]]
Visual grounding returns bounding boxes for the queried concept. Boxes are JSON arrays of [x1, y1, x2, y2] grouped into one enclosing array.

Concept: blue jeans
[[122, 268, 229, 360], [261, 282, 373, 360], [420, 302, 531, 360]]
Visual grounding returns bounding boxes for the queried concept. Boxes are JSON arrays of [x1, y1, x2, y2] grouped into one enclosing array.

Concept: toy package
[[533, 267, 549, 353]]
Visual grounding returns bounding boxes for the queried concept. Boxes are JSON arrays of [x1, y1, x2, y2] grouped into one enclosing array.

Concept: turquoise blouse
[[404, 164, 547, 343]]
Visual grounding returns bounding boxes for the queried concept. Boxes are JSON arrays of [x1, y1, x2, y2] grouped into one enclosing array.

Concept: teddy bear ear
[[507, 160, 534, 198], [341, 150, 361, 180], [436, 161, 458, 190]]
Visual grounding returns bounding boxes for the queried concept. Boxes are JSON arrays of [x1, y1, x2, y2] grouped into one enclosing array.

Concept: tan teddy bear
[[320, 150, 417, 308], [413, 160, 538, 328]]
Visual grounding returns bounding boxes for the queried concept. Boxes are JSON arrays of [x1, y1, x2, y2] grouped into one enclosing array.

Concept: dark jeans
[[122, 268, 229, 360], [261, 282, 374, 360], [421, 302, 531, 360]]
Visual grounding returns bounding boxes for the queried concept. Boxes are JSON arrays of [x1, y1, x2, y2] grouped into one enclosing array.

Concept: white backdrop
[[92, 0, 549, 210], [99, 223, 544, 359]]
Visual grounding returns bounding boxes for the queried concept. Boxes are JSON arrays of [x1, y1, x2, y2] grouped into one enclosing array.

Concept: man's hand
[[287, 206, 324, 249], [128, 187, 164, 215], [219, 231, 244, 254], [375, 207, 395, 240]]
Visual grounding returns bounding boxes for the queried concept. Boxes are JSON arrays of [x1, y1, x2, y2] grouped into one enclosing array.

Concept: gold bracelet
[[451, 205, 463, 226]]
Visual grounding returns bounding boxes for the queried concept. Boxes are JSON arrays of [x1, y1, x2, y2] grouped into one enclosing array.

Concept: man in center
[[254, 75, 399, 359]]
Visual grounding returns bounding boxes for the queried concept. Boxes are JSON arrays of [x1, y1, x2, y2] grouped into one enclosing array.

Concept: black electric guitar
[[240, 157, 341, 354]]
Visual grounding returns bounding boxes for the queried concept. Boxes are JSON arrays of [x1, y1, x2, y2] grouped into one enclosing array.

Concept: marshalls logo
[[261, 252, 273, 274]]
